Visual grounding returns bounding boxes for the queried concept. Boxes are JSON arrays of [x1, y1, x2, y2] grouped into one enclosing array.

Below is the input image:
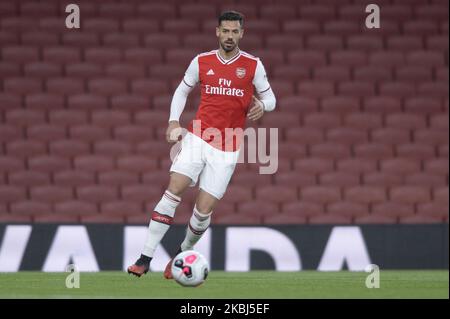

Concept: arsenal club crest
[[236, 67, 246, 79]]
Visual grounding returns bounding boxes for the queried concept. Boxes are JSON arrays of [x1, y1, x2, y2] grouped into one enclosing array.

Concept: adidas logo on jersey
[[207, 69, 215, 75]]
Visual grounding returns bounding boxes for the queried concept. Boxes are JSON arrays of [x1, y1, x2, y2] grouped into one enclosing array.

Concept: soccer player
[[127, 11, 276, 278]]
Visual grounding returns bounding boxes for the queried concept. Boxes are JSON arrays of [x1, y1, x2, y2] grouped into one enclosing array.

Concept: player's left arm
[[248, 59, 276, 121]]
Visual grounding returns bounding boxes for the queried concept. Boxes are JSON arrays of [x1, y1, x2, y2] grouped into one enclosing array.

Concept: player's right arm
[[166, 56, 199, 143]]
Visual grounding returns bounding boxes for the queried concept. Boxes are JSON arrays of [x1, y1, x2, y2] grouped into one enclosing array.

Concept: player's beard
[[221, 40, 237, 53]]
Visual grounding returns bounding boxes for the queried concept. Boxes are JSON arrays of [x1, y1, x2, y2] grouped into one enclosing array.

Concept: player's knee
[[194, 202, 214, 215]]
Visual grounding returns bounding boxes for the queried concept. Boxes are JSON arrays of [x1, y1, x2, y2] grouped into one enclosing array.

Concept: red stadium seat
[[430, 115, 449, 131], [363, 172, 403, 187], [0, 62, 21, 78], [88, 78, 128, 96], [323, 20, 359, 36], [264, 213, 307, 224], [403, 21, 439, 36], [404, 97, 442, 114], [136, 3, 176, 19], [354, 214, 397, 224], [213, 213, 262, 225], [371, 128, 411, 145], [319, 172, 360, 187], [265, 35, 304, 51], [345, 186, 386, 204], [77, 185, 119, 204], [277, 143, 307, 159], [274, 172, 316, 188], [299, 5, 336, 20], [4, 78, 42, 95], [62, 33, 100, 47], [327, 201, 369, 219], [256, 186, 298, 204], [354, 66, 392, 82], [396, 143, 435, 160], [337, 159, 377, 174], [43, 47, 81, 64], [67, 94, 108, 110], [222, 185, 253, 203], [105, 64, 145, 79], [427, 36, 449, 51], [338, 82, 375, 97], [69, 125, 110, 142], [54, 170, 95, 187], [294, 158, 334, 174], [74, 155, 114, 173], [363, 96, 402, 113], [399, 214, 443, 224], [49, 110, 89, 126], [387, 36, 423, 51], [373, 202, 415, 219], [281, 201, 325, 217], [310, 143, 351, 159], [163, 19, 200, 34], [434, 187, 449, 204], [415, 4, 449, 20], [288, 50, 327, 67], [344, 113, 382, 130], [405, 173, 447, 187], [278, 96, 319, 113], [298, 81, 335, 98], [321, 96, 360, 114], [34, 214, 79, 223], [98, 171, 139, 187], [114, 125, 153, 143], [85, 47, 122, 65], [417, 202, 449, 220], [0, 31, 19, 46], [116, 156, 158, 173], [327, 128, 368, 145], [91, 110, 131, 128], [10, 201, 52, 216], [83, 18, 120, 34], [309, 214, 352, 224], [0, 186, 27, 203], [49, 139, 90, 157], [28, 155, 71, 173], [395, 65, 433, 83], [100, 201, 143, 216], [2, 46, 39, 63], [390, 186, 431, 204], [237, 201, 280, 218], [301, 186, 340, 204], [369, 52, 405, 67], [418, 82, 449, 98], [380, 158, 421, 175], [122, 19, 159, 34], [283, 20, 320, 35], [144, 34, 180, 50], [330, 51, 367, 67], [124, 47, 162, 66], [110, 95, 149, 111], [22, 31, 57, 45], [81, 215, 125, 223], [314, 66, 351, 82], [150, 64, 185, 80], [354, 143, 394, 159], [425, 159, 449, 175], [307, 35, 344, 50], [6, 140, 46, 158], [30, 186, 73, 203], [96, 2, 133, 17], [347, 36, 383, 51], [25, 93, 64, 111], [8, 171, 50, 187], [66, 63, 103, 81], [94, 140, 132, 157], [131, 79, 169, 97], [0, 156, 25, 174], [47, 78, 84, 95], [24, 62, 62, 78], [386, 113, 427, 130], [406, 51, 445, 68]]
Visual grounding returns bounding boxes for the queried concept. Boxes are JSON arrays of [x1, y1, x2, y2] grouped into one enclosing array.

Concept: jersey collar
[[216, 49, 241, 65]]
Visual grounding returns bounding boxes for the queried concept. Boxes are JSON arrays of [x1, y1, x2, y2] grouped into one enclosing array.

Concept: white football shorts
[[169, 132, 240, 200]]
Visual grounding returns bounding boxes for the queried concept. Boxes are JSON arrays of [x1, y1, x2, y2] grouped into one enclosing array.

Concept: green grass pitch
[[0, 271, 448, 299]]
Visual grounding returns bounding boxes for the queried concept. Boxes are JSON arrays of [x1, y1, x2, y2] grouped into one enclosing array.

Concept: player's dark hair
[[218, 11, 244, 27]]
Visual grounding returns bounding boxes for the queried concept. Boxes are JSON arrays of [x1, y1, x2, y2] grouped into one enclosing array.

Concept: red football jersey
[[182, 50, 269, 152]]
